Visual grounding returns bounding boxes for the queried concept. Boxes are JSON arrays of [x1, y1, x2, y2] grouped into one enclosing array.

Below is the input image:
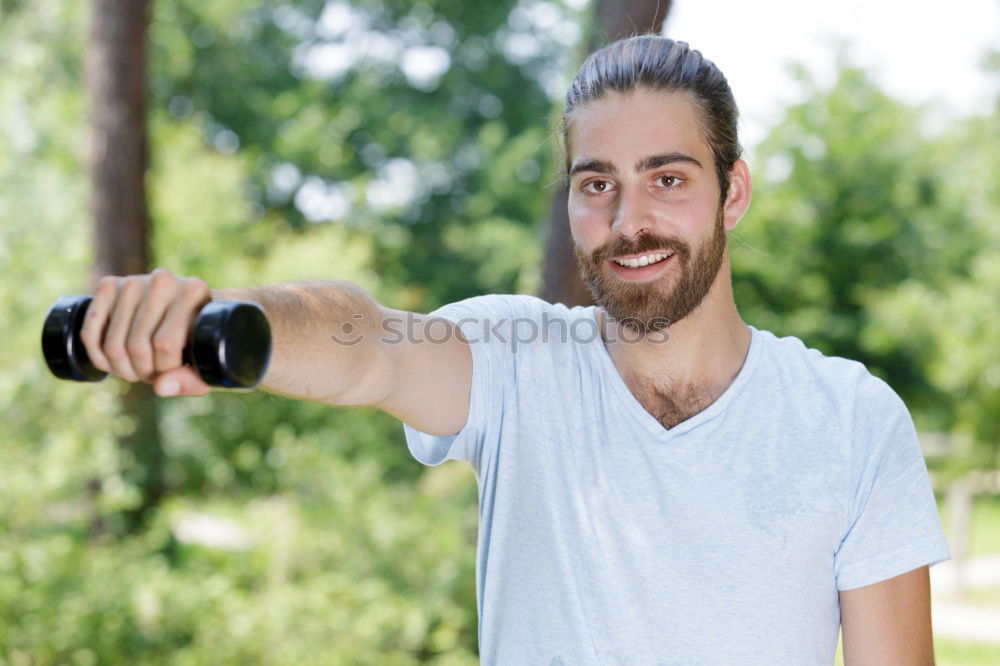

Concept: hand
[[78, 268, 213, 397]]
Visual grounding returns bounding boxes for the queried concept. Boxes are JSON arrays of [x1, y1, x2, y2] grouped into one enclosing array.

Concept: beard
[[573, 207, 727, 334]]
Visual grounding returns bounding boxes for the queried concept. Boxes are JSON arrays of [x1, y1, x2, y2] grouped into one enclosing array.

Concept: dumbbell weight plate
[[41, 295, 109, 382], [190, 301, 271, 389]]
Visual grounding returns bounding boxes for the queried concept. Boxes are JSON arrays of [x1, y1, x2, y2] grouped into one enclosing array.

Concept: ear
[[721, 159, 752, 231]]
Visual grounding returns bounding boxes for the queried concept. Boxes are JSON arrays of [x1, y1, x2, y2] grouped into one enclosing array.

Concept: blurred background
[[0, 0, 997, 663]]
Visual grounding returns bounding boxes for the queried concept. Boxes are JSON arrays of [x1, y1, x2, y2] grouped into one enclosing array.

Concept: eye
[[655, 175, 683, 189], [581, 179, 613, 195]]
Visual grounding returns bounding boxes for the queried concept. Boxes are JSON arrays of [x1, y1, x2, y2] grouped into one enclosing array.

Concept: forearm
[[211, 280, 394, 406]]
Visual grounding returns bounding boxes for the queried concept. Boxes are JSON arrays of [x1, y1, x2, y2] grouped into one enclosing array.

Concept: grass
[[832, 633, 1000, 665], [936, 638, 1000, 664], [959, 585, 1000, 607], [936, 493, 1000, 559]]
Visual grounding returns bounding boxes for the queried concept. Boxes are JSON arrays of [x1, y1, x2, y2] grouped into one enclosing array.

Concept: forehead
[[567, 89, 710, 167]]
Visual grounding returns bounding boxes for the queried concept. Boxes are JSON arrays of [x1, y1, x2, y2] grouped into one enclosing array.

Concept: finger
[[103, 276, 146, 382], [127, 269, 180, 381], [153, 277, 211, 375], [78, 275, 120, 373], [154, 366, 211, 397]]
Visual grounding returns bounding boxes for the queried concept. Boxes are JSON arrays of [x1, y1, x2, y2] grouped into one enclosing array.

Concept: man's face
[[566, 88, 732, 333]]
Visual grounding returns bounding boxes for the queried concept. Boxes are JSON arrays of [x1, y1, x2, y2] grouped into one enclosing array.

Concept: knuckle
[[183, 277, 209, 299], [104, 344, 127, 362], [79, 328, 97, 348], [97, 276, 119, 293], [152, 333, 179, 356], [149, 268, 177, 291], [120, 276, 144, 293], [126, 338, 149, 359], [147, 280, 171, 301]]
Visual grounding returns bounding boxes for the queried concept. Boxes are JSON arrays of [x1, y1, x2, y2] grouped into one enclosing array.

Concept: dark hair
[[561, 35, 742, 204]]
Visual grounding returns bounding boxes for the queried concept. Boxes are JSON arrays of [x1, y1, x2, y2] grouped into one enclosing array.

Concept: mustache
[[589, 233, 691, 264]]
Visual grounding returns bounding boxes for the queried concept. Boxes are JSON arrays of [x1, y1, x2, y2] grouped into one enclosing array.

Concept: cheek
[[648, 188, 717, 237], [567, 194, 610, 249], [670, 199, 711, 233]]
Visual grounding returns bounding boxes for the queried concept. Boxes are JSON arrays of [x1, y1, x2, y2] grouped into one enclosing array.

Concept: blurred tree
[[3, 1, 999, 663], [86, 0, 163, 534], [538, 0, 671, 307], [146, 0, 570, 312], [860, 84, 1000, 472], [136, 0, 589, 494], [88, 0, 152, 281], [732, 58, 995, 468]]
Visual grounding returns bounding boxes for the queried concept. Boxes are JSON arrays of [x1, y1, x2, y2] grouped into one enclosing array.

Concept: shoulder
[[752, 327, 903, 417], [430, 293, 591, 324], [754, 327, 870, 386], [427, 294, 600, 358]]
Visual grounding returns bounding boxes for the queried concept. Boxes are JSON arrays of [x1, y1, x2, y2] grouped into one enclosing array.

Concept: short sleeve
[[834, 376, 951, 590], [401, 294, 516, 470]]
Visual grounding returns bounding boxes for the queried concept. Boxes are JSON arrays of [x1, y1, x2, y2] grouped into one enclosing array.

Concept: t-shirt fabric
[[401, 294, 951, 665]]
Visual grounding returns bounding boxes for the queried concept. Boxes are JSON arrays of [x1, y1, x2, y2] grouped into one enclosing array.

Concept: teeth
[[614, 252, 672, 268]]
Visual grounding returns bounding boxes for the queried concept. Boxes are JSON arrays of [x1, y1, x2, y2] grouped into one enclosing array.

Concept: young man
[[81, 36, 949, 665]]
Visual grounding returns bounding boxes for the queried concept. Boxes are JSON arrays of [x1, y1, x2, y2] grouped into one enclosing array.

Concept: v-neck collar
[[586, 306, 763, 442]]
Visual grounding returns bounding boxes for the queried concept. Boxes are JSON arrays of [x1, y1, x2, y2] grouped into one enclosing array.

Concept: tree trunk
[[538, 0, 672, 306], [86, 0, 162, 534]]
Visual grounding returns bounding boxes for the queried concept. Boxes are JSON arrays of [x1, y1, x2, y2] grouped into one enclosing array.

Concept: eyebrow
[[569, 151, 703, 178]]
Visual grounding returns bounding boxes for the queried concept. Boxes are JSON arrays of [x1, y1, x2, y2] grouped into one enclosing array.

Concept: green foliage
[[733, 60, 999, 467], [861, 107, 1000, 460], [0, 459, 480, 664], [3, 0, 998, 662], [0, 1, 491, 661], [145, 0, 572, 310], [938, 494, 1000, 560]]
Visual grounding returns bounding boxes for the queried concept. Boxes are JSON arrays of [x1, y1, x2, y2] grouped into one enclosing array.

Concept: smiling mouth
[[605, 251, 676, 282], [611, 251, 674, 268]]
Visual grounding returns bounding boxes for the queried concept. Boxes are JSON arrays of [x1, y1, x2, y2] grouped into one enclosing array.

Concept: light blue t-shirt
[[401, 294, 951, 665]]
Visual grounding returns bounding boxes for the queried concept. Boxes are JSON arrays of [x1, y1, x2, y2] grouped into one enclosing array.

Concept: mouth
[[606, 251, 675, 281]]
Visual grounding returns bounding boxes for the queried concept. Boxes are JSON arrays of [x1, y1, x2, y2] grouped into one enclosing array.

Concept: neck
[[598, 259, 751, 393]]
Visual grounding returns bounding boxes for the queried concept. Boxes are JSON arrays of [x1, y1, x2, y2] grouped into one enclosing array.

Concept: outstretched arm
[[79, 268, 472, 436]]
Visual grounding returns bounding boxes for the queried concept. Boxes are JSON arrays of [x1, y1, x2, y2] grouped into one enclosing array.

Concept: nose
[[610, 185, 652, 238]]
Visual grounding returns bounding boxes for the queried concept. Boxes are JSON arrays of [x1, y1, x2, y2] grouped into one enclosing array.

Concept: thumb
[[154, 367, 212, 397]]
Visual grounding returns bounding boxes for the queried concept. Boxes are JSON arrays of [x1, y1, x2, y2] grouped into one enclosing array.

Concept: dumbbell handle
[[42, 295, 272, 389]]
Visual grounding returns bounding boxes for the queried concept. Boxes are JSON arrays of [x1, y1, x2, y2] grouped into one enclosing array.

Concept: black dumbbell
[[41, 295, 272, 389]]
